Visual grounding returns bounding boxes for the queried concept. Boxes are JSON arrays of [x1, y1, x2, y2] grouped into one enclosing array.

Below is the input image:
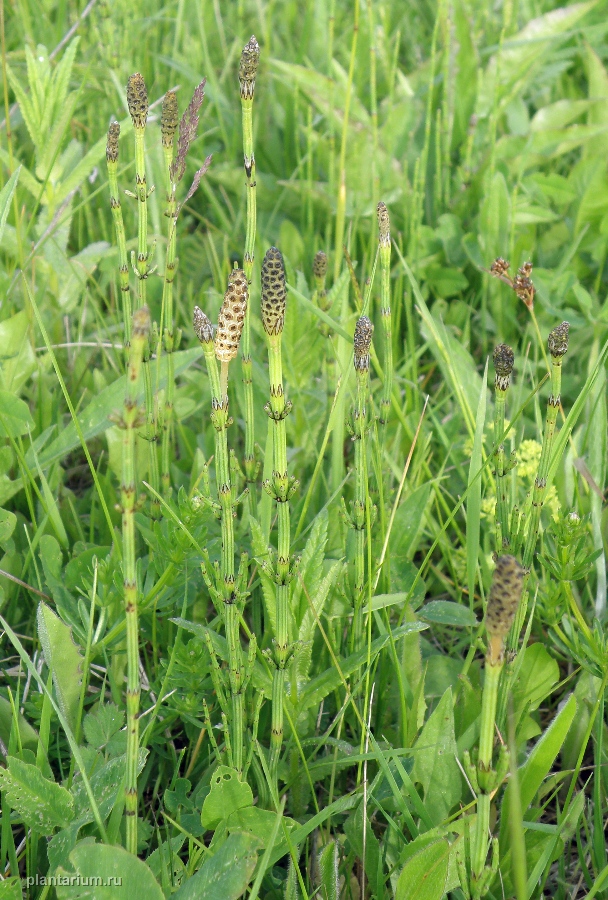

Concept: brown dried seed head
[[485, 555, 525, 642], [513, 273, 535, 310], [261, 247, 286, 336], [127, 73, 149, 129], [106, 121, 120, 163], [377, 201, 390, 246], [353, 315, 373, 371], [313, 250, 328, 280], [161, 91, 179, 148], [215, 269, 249, 362], [490, 257, 510, 278], [548, 321, 569, 359], [239, 35, 260, 99], [193, 306, 214, 345], [493, 344, 514, 378], [518, 261, 533, 278]]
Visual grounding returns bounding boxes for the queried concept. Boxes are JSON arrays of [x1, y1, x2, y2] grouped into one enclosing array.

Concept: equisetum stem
[[161, 145, 178, 499], [267, 333, 291, 778], [128, 74, 160, 517], [106, 123, 131, 346], [352, 370, 368, 650], [240, 37, 260, 496], [119, 306, 149, 855], [202, 342, 244, 772], [471, 659, 502, 882]]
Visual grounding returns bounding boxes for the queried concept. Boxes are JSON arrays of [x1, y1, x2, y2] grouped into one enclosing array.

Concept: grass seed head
[[313, 250, 328, 279], [161, 91, 179, 148], [239, 35, 260, 99], [490, 257, 510, 278], [377, 201, 390, 247], [548, 321, 569, 359], [486, 555, 525, 662], [513, 268, 535, 310], [106, 121, 120, 162], [261, 247, 286, 336], [215, 269, 248, 362], [193, 306, 214, 346], [354, 315, 373, 371], [127, 73, 149, 129]]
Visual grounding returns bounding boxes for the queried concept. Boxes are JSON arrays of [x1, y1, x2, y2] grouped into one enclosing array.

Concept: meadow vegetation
[[0, 0, 607, 897]]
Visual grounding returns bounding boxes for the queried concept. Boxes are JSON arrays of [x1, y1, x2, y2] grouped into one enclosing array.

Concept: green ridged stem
[[352, 367, 369, 652], [240, 39, 259, 494], [471, 658, 502, 887], [265, 332, 292, 779], [118, 306, 149, 854], [129, 91, 160, 518], [198, 335, 245, 773], [106, 126, 131, 346], [160, 138, 178, 499]]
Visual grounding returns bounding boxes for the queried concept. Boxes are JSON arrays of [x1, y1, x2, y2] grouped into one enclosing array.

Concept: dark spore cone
[[106, 122, 120, 162], [485, 555, 525, 644], [313, 250, 328, 279], [548, 321, 570, 359], [127, 73, 149, 129], [353, 315, 373, 371], [261, 247, 286, 336], [239, 35, 260, 99]]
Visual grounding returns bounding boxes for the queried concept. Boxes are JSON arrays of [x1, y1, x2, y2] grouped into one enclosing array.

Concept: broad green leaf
[[419, 601, 477, 627], [0, 168, 20, 247], [26, 347, 202, 470], [0, 311, 36, 395], [201, 766, 254, 830], [344, 803, 385, 899], [0, 390, 34, 437], [0, 755, 74, 834], [395, 839, 450, 900], [0, 878, 22, 900], [37, 601, 83, 730], [83, 704, 124, 751], [0, 695, 38, 751], [268, 793, 359, 867], [0, 507, 16, 544], [55, 842, 164, 899], [226, 806, 296, 848], [318, 841, 339, 900], [172, 831, 260, 900], [500, 694, 577, 847], [513, 643, 559, 715], [71, 750, 148, 824], [411, 688, 461, 825], [467, 359, 488, 609]]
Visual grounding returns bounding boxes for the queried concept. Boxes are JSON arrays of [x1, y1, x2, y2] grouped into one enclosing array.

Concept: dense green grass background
[[1, 0, 608, 897]]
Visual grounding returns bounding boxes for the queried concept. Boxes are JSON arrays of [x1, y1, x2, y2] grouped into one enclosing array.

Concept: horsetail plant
[[260, 247, 297, 780], [377, 201, 392, 429], [158, 82, 208, 498], [111, 305, 150, 854], [492, 343, 514, 552], [239, 36, 260, 492], [343, 315, 374, 653], [193, 270, 254, 775], [105, 122, 131, 345], [461, 555, 525, 899], [126, 73, 160, 515]]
